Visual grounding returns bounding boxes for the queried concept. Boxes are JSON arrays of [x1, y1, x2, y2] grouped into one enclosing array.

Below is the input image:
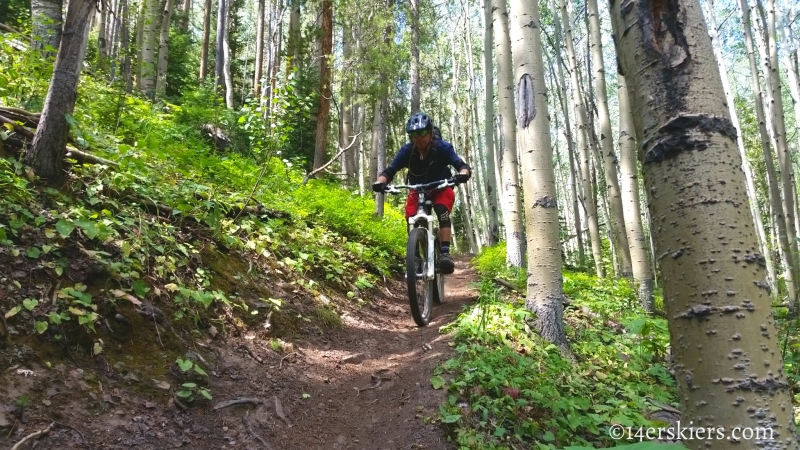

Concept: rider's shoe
[[439, 253, 454, 275]]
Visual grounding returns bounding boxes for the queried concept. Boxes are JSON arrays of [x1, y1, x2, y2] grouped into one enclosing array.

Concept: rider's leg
[[433, 203, 455, 274]]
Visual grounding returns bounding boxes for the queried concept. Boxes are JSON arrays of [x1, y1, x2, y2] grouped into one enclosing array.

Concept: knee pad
[[434, 204, 451, 228]]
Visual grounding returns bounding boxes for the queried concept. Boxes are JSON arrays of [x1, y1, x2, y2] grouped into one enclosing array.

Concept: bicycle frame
[[406, 189, 437, 281], [385, 178, 455, 282]]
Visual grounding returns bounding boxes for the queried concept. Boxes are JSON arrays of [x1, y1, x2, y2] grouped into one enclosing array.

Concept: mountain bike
[[383, 178, 456, 326]]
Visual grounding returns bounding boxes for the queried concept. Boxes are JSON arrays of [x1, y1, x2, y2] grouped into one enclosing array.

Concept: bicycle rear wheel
[[407, 228, 434, 326]]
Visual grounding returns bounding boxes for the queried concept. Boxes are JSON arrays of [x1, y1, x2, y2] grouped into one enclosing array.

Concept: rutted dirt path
[[0, 255, 478, 450]]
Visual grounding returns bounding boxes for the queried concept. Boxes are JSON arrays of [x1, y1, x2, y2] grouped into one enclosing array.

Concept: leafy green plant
[[176, 382, 212, 401], [175, 357, 208, 376]]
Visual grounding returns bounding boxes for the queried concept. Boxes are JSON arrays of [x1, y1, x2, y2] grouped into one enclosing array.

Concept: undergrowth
[[434, 244, 679, 449], [0, 49, 407, 363]]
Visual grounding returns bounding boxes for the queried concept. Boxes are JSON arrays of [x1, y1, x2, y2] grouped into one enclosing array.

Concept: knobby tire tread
[[406, 228, 432, 326]]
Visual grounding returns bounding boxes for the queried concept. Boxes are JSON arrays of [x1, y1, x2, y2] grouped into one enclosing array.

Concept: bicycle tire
[[407, 228, 434, 326], [433, 237, 444, 304]]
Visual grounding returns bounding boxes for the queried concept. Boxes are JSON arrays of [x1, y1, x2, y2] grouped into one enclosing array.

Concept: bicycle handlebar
[[383, 178, 458, 195]]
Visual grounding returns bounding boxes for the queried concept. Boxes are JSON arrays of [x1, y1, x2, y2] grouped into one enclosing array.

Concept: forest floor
[[0, 254, 478, 450]]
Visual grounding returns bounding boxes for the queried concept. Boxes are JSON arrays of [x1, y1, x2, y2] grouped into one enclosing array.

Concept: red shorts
[[405, 187, 455, 218]]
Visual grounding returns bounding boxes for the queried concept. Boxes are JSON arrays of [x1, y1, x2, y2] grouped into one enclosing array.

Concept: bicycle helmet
[[406, 112, 434, 133]]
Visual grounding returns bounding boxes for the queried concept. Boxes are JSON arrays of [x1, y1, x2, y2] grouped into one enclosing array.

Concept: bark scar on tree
[[533, 196, 557, 208], [515, 74, 535, 128], [639, 0, 690, 69], [642, 114, 737, 163]]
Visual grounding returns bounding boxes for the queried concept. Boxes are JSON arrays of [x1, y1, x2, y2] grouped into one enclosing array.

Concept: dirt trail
[[0, 255, 478, 450]]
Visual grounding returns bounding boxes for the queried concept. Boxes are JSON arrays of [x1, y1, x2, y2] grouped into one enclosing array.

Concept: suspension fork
[[407, 189, 437, 281]]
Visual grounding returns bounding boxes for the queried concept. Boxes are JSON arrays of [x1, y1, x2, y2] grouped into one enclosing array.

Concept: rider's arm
[[377, 144, 413, 184], [440, 142, 471, 177]]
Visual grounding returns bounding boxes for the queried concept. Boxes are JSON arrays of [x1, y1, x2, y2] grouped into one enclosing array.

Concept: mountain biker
[[371, 112, 471, 275]]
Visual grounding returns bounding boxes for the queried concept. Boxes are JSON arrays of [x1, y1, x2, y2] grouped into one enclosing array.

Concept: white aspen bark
[[155, 0, 173, 98], [561, 0, 604, 278], [764, 0, 800, 302], [223, 15, 233, 108], [482, 0, 501, 246], [618, 74, 654, 312], [199, 0, 212, 81], [254, 0, 266, 97], [610, 1, 797, 445], [492, 0, 525, 267], [31, 0, 63, 56], [741, 0, 799, 305], [372, 100, 387, 217], [780, 21, 800, 172], [215, 0, 227, 91], [140, 0, 160, 97], [705, 0, 776, 295], [586, 0, 632, 277], [508, 0, 568, 353], [551, 0, 584, 267]]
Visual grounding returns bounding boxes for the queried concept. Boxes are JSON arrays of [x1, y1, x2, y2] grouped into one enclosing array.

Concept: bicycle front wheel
[[433, 237, 444, 305], [407, 228, 434, 326]]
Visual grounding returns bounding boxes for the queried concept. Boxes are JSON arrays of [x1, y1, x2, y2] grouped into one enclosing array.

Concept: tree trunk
[[140, 0, 160, 98], [155, 0, 174, 98], [98, 3, 108, 69], [25, 0, 95, 188], [372, 99, 388, 217], [586, 0, 632, 278], [481, 0, 500, 246], [312, 0, 332, 170], [409, 0, 420, 112], [121, 0, 133, 92], [738, 0, 798, 305], [618, 74, 654, 312], [760, 0, 800, 309], [551, 0, 584, 268], [610, 0, 797, 445], [215, 0, 227, 92], [180, 0, 191, 32], [492, 0, 525, 267], [782, 23, 800, 158], [31, 0, 63, 57], [705, 0, 776, 295], [199, 0, 212, 81], [561, 0, 604, 277], [285, 0, 300, 80], [508, 0, 568, 353], [253, 0, 265, 97], [222, 16, 233, 108]]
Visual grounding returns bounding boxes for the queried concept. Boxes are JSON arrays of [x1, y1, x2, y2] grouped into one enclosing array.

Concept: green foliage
[[0, 157, 32, 203], [471, 242, 525, 290], [0, 33, 53, 110], [438, 244, 677, 448], [165, 28, 199, 99], [0, 0, 31, 31]]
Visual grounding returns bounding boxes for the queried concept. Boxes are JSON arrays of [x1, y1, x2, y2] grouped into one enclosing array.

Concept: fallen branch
[[66, 146, 120, 167], [0, 107, 40, 127], [0, 114, 35, 140], [302, 131, 361, 185], [493, 278, 519, 292], [243, 416, 273, 450], [10, 421, 54, 450], [213, 397, 264, 410], [0, 23, 22, 34]]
